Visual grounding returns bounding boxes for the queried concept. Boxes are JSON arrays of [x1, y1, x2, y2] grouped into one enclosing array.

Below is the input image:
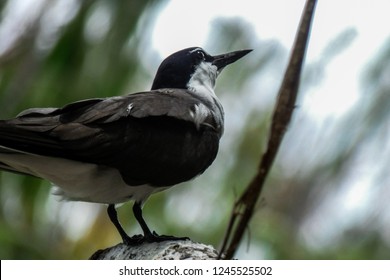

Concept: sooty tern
[[0, 47, 252, 244]]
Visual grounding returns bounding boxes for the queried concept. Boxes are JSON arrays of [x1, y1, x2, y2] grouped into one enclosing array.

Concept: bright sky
[[152, 0, 390, 255], [152, 0, 390, 119]]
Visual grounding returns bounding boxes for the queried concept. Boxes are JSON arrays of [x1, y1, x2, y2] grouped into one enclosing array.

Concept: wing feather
[[0, 89, 221, 186]]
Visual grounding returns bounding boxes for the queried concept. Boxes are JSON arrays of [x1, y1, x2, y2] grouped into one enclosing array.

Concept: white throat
[[186, 61, 225, 136], [186, 61, 218, 102]]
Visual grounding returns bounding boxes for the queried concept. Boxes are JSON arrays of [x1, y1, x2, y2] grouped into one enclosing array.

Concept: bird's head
[[151, 47, 252, 96]]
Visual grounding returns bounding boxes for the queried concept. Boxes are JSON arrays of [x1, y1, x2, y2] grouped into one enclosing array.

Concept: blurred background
[[0, 0, 389, 259]]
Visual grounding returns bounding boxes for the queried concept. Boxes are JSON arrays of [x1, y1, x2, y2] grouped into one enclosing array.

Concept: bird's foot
[[121, 234, 144, 246], [145, 231, 190, 243], [122, 231, 189, 245]]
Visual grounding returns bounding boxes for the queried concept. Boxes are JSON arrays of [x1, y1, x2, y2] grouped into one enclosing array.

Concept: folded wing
[[0, 89, 222, 187]]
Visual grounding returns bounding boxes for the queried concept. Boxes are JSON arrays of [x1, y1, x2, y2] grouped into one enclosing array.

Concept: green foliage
[[0, 0, 160, 259]]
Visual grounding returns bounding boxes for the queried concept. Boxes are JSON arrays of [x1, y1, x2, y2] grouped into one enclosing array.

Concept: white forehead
[[189, 47, 204, 54]]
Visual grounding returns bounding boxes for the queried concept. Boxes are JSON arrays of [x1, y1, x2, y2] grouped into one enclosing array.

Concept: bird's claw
[[122, 232, 189, 245]]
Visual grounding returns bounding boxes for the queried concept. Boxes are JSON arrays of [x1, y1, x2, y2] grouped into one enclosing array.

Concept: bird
[[0, 47, 252, 245]]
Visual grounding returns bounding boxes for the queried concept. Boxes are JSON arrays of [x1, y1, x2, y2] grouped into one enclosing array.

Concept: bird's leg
[[132, 202, 153, 237], [133, 201, 189, 243], [107, 204, 141, 245]]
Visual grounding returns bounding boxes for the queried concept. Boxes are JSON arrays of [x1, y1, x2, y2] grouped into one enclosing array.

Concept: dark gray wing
[[0, 89, 221, 186], [14, 90, 196, 123]]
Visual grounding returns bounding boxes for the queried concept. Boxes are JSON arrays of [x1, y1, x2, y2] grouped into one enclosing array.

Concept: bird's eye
[[196, 50, 205, 60]]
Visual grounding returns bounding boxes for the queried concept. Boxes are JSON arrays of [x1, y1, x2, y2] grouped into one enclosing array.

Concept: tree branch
[[90, 240, 219, 260], [219, 0, 318, 259]]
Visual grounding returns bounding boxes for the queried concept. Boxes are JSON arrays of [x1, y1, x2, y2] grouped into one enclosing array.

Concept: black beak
[[212, 49, 253, 70]]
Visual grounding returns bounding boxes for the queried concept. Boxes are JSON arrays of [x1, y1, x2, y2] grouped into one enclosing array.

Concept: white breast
[[0, 150, 167, 204]]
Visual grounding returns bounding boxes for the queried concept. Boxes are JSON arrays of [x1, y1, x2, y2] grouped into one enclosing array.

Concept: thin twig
[[219, 0, 318, 259]]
